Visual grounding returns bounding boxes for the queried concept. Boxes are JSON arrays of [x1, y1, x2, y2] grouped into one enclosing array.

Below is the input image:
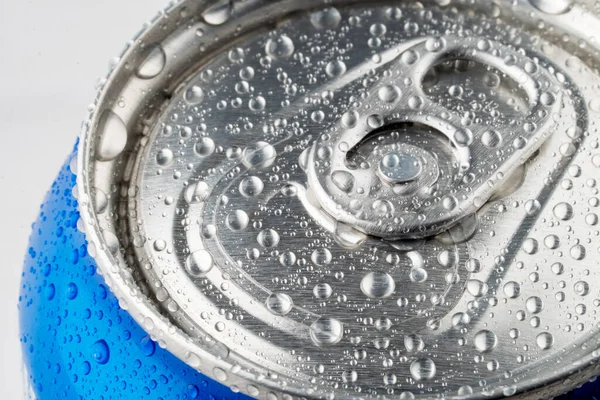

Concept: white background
[[0, 0, 166, 397]]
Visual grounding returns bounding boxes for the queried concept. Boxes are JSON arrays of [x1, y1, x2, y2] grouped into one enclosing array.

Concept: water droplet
[[184, 86, 205, 105], [503, 281, 521, 298], [525, 199, 541, 215], [385, 7, 403, 20], [317, 146, 332, 160], [522, 238, 539, 254], [482, 130, 502, 148], [185, 250, 213, 277], [513, 136, 528, 149], [313, 283, 333, 299], [66, 282, 78, 300], [265, 35, 295, 59], [437, 250, 458, 268], [139, 335, 156, 357], [454, 128, 473, 147], [574, 281, 589, 296], [449, 85, 464, 98], [228, 47, 245, 64], [529, 0, 572, 15], [553, 202, 573, 220], [474, 330, 498, 353], [136, 45, 166, 79], [249, 96, 266, 111], [185, 181, 211, 203], [540, 92, 556, 106], [239, 176, 264, 197], [153, 239, 166, 252], [279, 251, 297, 267], [408, 96, 424, 110], [487, 359, 500, 372], [544, 234, 560, 249], [45, 284, 55, 300], [410, 358, 436, 381], [93, 187, 108, 214], [367, 114, 384, 128], [257, 229, 280, 248], [342, 370, 358, 383], [80, 361, 91, 376], [341, 110, 359, 129], [102, 231, 119, 256], [425, 37, 445, 52], [156, 148, 174, 167], [404, 334, 424, 352], [401, 50, 419, 65], [202, 0, 233, 25], [242, 142, 277, 169], [371, 199, 394, 216], [360, 271, 395, 299], [526, 296, 544, 313], [383, 373, 397, 385], [311, 248, 332, 266], [310, 7, 341, 30], [409, 268, 427, 283], [464, 258, 481, 273], [467, 279, 488, 297], [213, 367, 228, 382], [536, 332, 554, 349], [570, 244, 586, 260], [334, 223, 367, 248], [370, 23, 387, 37], [96, 110, 128, 161], [483, 72, 501, 88], [331, 170, 355, 193], [226, 210, 249, 231], [266, 293, 293, 315], [194, 137, 216, 157], [503, 386, 517, 396], [310, 317, 343, 346], [326, 60, 347, 78], [240, 66, 255, 81], [92, 340, 110, 364], [442, 196, 458, 211], [377, 85, 401, 103]]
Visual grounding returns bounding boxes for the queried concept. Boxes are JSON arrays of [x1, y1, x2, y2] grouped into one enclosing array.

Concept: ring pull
[[306, 35, 563, 239]]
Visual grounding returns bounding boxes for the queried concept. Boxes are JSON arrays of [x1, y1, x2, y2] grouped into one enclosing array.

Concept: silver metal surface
[[377, 152, 423, 185], [305, 34, 562, 239], [75, 1, 600, 399]]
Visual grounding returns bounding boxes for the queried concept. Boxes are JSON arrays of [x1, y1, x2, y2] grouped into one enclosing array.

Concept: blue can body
[[17, 147, 599, 400], [18, 147, 250, 400]]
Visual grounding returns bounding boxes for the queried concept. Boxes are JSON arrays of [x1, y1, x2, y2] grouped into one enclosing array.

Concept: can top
[[77, 1, 600, 399]]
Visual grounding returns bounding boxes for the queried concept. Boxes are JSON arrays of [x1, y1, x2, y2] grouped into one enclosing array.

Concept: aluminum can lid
[[76, 1, 600, 398]]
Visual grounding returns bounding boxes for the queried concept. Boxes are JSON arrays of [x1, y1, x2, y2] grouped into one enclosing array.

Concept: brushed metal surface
[[75, 1, 600, 399], [306, 34, 562, 239]]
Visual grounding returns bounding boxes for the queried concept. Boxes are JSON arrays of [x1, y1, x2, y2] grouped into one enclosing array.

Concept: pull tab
[[306, 35, 562, 239]]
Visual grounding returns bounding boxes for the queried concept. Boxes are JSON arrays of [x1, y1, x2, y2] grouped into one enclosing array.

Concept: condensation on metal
[[76, 1, 600, 399]]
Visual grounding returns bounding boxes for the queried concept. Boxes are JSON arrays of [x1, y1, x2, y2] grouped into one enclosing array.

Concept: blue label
[[19, 151, 251, 400]]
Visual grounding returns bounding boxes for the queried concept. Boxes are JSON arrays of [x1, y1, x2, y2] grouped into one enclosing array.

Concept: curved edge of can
[[72, 2, 292, 400]]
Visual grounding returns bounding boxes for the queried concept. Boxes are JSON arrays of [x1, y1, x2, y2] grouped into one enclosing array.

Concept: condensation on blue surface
[[560, 382, 600, 400], [18, 148, 251, 400]]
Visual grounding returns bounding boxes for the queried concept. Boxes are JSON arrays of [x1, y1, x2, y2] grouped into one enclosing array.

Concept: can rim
[[74, 2, 297, 398]]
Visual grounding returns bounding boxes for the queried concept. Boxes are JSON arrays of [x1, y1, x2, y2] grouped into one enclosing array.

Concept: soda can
[[19, 0, 600, 399]]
